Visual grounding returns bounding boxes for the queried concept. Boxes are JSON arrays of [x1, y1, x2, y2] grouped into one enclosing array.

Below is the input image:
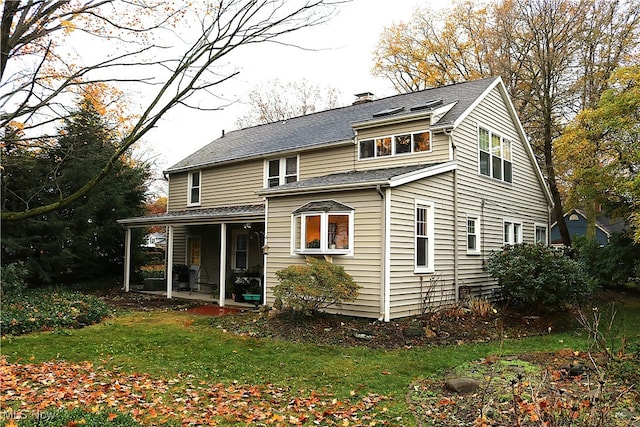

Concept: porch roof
[[117, 204, 265, 227]]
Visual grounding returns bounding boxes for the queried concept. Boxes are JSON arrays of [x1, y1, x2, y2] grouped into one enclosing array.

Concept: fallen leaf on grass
[[1, 356, 392, 425]]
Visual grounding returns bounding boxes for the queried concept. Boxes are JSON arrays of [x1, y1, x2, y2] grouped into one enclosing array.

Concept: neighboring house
[[144, 232, 167, 248], [550, 208, 626, 246], [118, 77, 552, 321]]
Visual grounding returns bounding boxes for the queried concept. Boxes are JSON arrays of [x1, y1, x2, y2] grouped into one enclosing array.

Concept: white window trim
[[534, 223, 548, 245], [358, 130, 432, 161], [466, 215, 481, 255], [477, 125, 513, 184], [187, 170, 201, 206], [503, 219, 523, 245], [291, 211, 354, 256], [265, 155, 299, 187], [415, 199, 435, 273]]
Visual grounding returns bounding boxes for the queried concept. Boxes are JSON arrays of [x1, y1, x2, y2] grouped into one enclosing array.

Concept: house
[[118, 77, 553, 321], [144, 232, 167, 248], [550, 208, 627, 246]]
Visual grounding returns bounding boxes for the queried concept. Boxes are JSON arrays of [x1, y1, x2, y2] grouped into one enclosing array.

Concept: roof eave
[[257, 181, 390, 197]]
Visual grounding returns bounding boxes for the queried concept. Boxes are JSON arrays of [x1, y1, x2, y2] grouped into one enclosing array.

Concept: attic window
[[373, 106, 404, 118], [410, 99, 443, 111], [292, 201, 354, 255]]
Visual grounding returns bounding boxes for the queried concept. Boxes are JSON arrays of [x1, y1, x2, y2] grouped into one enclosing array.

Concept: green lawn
[[1, 296, 638, 425]]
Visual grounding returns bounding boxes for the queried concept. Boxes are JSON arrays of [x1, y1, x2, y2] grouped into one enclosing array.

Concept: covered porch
[[118, 205, 266, 307]]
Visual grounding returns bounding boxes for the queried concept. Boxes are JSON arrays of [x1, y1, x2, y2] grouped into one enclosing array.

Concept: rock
[[445, 378, 480, 394], [355, 332, 373, 340]]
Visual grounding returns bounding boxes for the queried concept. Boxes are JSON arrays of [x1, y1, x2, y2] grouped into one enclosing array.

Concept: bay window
[[292, 201, 354, 255]]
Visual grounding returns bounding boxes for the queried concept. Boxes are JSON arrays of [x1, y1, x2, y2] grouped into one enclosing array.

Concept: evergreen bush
[[274, 257, 360, 315], [485, 243, 594, 312]]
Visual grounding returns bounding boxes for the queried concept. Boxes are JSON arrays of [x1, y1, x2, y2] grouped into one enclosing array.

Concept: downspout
[[445, 128, 459, 301], [376, 185, 385, 320], [383, 187, 392, 321]]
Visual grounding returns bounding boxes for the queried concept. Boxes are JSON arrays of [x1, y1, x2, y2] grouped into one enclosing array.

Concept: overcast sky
[[142, 0, 453, 173]]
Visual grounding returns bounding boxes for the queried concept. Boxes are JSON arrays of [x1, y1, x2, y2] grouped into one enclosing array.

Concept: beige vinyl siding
[[168, 160, 265, 211], [299, 144, 356, 178], [265, 189, 385, 319], [388, 173, 457, 318], [355, 119, 451, 170], [452, 85, 550, 299], [167, 174, 188, 211], [170, 226, 188, 265]]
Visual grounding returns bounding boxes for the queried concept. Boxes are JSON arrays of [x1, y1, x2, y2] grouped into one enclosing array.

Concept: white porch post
[[123, 227, 132, 292], [219, 223, 227, 307], [166, 225, 174, 299]]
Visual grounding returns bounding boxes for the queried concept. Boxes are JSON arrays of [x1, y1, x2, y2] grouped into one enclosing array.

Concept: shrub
[[485, 243, 594, 312], [0, 261, 29, 299], [572, 233, 640, 290], [274, 257, 360, 315], [0, 288, 110, 335]]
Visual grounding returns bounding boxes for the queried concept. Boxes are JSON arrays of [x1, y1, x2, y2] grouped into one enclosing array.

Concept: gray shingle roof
[[117, 204, 264, 226], [166, 77, 499, 173], [258, 163, 447, 195]]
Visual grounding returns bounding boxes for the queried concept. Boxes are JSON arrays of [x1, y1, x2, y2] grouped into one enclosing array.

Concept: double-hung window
[[415, 200, 435, 273], [467, 216, 480, 253], [267, 156, 298, 187], [188, 170, 201, 205], [478, 127, 512, 183], [292, 201, 354, 255], [232, 231, 248, 271], [503, 220, 523, 245], [534, 224, 548, 245]]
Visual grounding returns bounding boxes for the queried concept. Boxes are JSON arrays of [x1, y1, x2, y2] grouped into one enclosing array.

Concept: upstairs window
[[266, 156, 298, 188], [188, 170, 201, 205], [479, 127, 512, 183], [292, 201, 354, 255], [359, 131, 431, 160]]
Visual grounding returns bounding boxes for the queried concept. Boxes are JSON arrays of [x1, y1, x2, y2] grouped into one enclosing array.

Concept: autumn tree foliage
[[1, 0, 341, 222], [556, 66, 640, 241], [1, 95, 150, 284], [373, 0, 640, 245], [235, 78, 341, 128]]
